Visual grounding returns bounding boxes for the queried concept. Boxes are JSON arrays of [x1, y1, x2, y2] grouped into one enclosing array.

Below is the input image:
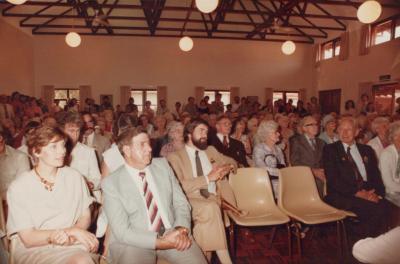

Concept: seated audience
[[102, 127, 206, 264], [379, 121, 400, 207], [276, 114, 294, 163], [7, 125, 98, 264], [160, 121, 185, 157], [230, 118, 253, 164], [367, 117, 390, 159], [290, 116, 326, 197], [137, 114, 154, 135], [253, 120, 285, 197], [323, 117, 389, 237], [209, 116, 249, 167], [61, 113, 101, 199], [167, 119, 236, 264], [343, 99, 357, 116], [81, 112, 111, 164], [0, 129, 30, 201], [352, 227, 400, 264], [319, 114, 339, 144]]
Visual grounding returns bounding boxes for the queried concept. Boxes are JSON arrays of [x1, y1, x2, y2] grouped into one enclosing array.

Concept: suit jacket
[[101, 158, 191, 250], [322, 141, 385, 202], [209, 134, 249, 167], [289, 134, 325, 168], [167, 146, 237, 205]]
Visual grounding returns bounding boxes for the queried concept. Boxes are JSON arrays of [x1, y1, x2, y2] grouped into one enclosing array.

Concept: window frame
[[321, 37, 341, 60], [371, 14, 400, 46], [130, 89, 157, 112], [54, 88, 80, 109], [204, 90, 231, 110], [273, 91, 300, 105]]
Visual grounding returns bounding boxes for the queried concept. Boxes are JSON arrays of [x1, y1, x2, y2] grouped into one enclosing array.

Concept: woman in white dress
[[6, 125, 98, 264]]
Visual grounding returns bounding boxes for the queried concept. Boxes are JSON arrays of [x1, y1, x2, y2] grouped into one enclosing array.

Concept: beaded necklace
[[34, 167, 55, 191]]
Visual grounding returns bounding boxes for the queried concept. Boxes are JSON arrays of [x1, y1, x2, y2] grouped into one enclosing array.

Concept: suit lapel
[[179, 148, 195, 179], [118, 166, 146, 211], [148, 163, 168, 213], [300, 135, 315, 156]]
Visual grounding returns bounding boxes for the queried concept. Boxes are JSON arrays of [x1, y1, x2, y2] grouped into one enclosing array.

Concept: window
[[204, 90, 230, 110], [321, 38, 341, 60], [273, 91, 299, 105], [371, 16, 400, 46], [131, 89, 157, 112], [372, 20, 392, 45], [54, 89, 79, 109]]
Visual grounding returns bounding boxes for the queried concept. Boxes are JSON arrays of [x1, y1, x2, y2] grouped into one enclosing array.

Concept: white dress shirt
[[185, 145, 216, 194], [342, 142, 367, 181], [367, 136, 385, 160], [124, 164, 171, 229], [70, 142, 101, 190], [216, 133, 229, 145], [102, 143, 125, 173]]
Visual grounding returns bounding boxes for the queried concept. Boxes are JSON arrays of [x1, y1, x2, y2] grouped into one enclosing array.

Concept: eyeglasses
[[304, 123, 318, 127]]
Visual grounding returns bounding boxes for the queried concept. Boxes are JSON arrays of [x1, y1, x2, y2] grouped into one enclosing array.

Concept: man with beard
[[102, 128, 206, 264], [167, 119, 237, 264]]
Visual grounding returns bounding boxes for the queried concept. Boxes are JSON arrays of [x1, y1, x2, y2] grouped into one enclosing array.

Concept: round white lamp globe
[[357, 1, 382, 24], [281, 40, 296, 55], [195, 0, 219, 14], [65, 32, 82, 48], [179, 36, 194, 52], [6, 0, 28, 4]]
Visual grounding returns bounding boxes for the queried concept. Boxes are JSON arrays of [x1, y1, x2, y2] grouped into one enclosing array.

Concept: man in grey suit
[[289, 115, 326, 197], [102, 127, 206, 264]]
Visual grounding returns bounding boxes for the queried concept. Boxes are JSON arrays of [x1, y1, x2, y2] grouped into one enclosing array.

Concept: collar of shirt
[[216, 133, 229, 144]]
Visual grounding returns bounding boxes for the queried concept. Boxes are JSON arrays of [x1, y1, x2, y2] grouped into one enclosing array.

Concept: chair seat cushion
[[228, 209, 289, 226]]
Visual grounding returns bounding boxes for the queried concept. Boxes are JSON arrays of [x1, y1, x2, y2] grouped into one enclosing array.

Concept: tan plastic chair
[[278, 166, 349, 258], [228, 168, 291, 258]]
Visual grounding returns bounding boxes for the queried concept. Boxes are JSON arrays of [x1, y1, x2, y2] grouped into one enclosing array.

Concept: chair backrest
[[229, 168, 276, 213], [278, 166, 322, 210]]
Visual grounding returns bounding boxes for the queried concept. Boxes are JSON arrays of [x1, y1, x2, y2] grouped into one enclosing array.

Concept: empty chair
[[278, 166, 349, 258], [228, 167, 291, 258]]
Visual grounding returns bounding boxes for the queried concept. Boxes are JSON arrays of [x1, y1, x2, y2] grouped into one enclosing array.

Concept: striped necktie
[[138, 171, 165, 234]]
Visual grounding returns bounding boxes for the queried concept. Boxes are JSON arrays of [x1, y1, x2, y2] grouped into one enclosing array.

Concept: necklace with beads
[[34, 167, 55, 191]]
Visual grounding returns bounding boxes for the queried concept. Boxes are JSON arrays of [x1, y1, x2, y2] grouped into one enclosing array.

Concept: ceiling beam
[[211, 0, 236, 32], [2, 2, 360, 20], [31, 31, 314, 43], [5, 13, 347, 31]]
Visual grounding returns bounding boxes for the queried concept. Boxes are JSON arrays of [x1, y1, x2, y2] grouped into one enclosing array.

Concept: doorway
[[319, 89, 341, 115]]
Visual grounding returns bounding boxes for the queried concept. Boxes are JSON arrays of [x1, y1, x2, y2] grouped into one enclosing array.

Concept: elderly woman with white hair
[[318, 114, 339, 144], [367, 117, 390, 159], [160, 121, 185, 157], [379, 121, 400, 207], [253, 120, 285, 197]]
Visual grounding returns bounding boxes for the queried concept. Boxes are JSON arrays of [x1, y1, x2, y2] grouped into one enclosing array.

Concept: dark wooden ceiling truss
[[1, 0, 399, 44]]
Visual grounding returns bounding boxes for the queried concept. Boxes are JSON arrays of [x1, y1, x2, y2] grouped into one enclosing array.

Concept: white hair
[[256, 120, 279, 142]]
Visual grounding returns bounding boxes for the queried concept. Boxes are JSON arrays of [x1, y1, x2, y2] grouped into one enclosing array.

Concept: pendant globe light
[[65, 32, 81, 48], [357, 1, 382, 24], [179, 36, 194, 52], [6, 0, 27, 4], [281, 40, 296, 55], [195, 0, 219, 14]]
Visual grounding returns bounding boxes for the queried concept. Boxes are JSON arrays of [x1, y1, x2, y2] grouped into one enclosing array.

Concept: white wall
[[314, 26, 400, 112], [0, 17, 34, 96], [33, 35, 314, 108]]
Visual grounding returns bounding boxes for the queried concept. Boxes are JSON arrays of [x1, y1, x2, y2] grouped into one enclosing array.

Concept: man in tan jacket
[[167, 119, 237, 264]]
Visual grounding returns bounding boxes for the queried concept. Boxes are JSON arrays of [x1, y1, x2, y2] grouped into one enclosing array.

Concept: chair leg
[[269, 226, 277, 249], [286, 223, 292, 259], [293, 221, 302, 257], [341, 220, 349, 259], [336, 221, 343, 259], [229, 223, 235, 258]]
